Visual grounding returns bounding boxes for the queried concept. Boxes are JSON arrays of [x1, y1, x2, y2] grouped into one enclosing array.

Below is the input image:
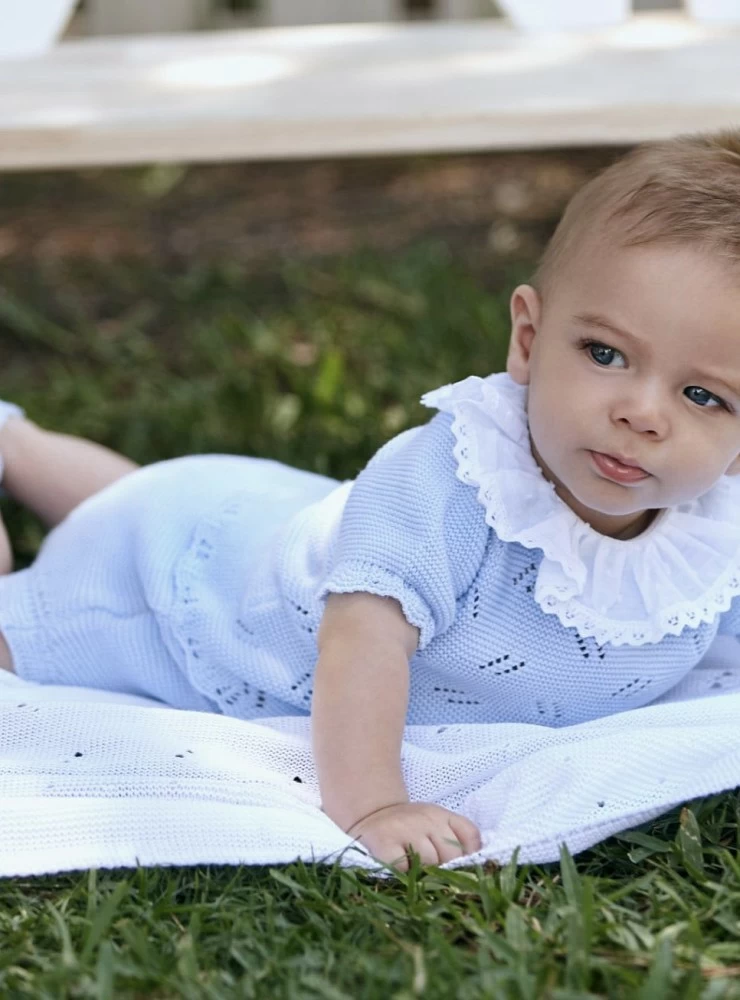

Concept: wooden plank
[[437, 0, 494, 18], [1, 14, 740, 171], [264, 0, 400, 26], [87, 0, 208, 35]]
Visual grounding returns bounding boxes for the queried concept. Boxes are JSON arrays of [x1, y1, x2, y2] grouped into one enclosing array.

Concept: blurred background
[[0, 0, 737, 560]]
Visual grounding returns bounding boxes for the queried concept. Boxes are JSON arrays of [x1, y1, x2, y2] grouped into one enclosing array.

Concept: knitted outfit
[[2, 372, 740, 726]]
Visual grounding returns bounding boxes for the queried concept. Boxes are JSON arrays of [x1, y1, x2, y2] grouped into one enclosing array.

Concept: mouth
[[589, 450, 651, 484]]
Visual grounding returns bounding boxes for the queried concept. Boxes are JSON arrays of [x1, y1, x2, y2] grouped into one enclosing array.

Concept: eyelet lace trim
[[421, 372, 740, 646]]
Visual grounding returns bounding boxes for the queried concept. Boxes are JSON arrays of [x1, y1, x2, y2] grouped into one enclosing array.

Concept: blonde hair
[[532, 129, 740, 295]]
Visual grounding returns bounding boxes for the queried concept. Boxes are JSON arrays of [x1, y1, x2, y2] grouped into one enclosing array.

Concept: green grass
[[0, 244, 516, 563], [0, 244, 738, 997]]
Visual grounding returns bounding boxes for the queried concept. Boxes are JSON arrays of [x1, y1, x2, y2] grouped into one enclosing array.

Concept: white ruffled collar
[[421, 371, 740, 647]]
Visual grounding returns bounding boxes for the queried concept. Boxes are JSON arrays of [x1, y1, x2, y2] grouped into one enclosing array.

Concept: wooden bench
[[1, 12, 739, 171]]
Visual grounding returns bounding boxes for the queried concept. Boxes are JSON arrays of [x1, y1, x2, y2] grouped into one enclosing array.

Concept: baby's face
[[507, 243, 740, 538]]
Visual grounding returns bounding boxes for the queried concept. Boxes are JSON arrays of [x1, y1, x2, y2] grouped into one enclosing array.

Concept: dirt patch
[[0, 147, 626, 271]]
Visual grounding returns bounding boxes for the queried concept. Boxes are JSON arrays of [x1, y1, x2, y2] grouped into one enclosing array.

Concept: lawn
[[0, 244, 738, 997]]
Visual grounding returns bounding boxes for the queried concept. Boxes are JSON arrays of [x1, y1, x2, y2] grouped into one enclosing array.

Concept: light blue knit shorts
[[0, 455, 336, 712]]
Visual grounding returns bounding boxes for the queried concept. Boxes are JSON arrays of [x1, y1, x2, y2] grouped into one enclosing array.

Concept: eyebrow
[[574, 312, 641, 345], [573, 311, 740, 400]]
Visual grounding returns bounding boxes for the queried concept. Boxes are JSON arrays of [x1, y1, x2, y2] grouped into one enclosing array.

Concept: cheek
[[674, 421, 729, 463], [526, 392, 570, 460], [529, 382, 587, 436], [651, 425, 731, 493], [523, 387, 548, 436], [704, 439, 738, 478]]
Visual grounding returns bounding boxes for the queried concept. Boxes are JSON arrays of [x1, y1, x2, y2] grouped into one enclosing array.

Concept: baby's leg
[[0, 511, 11, 576], [0, 629, 11, 671], [0, 416, 139, 673], [0, 513, 13, 669], [0, 455, 223, 711], [0, 416, 139, 530]]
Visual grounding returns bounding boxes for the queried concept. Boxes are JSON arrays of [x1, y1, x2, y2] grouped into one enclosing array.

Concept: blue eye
[[586, 342, 624, 367], [684, 385, 725, 409]]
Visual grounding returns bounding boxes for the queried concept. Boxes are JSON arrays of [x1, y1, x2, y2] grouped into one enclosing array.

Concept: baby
[[2, 129, 740, 870]]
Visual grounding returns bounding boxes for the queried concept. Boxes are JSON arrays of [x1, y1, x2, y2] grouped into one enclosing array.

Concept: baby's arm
[[313, 592, 413, 826], [313, 592, 481, 869]]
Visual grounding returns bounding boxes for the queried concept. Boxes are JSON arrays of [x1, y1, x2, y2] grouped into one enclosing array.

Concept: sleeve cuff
[[315, 561, 436, 651]]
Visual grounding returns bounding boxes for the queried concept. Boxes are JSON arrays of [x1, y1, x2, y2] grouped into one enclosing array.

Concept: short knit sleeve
[[315, 410, 490, 650]]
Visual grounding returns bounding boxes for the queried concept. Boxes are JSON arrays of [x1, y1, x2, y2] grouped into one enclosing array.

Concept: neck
[[607, 508, 659, 540]]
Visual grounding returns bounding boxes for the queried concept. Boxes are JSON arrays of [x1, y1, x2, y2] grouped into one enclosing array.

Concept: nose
[[611, 389, 669, 439]]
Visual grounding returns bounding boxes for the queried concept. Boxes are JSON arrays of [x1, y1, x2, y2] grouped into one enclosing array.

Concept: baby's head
[[506, 129, 740, 539]]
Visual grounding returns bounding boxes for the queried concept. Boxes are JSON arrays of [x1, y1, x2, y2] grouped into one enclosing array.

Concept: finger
[[355, 835, 410, 872], [387, 848, 410, 873], [447, 814, 482, 857], [357, 835, 424, 872], [429, 827, 468, 865], [405, 836, 440, 868], [380, 839, 436, 872]]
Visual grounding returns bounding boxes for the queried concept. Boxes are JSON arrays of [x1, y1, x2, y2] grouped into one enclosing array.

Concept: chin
[[567, 481, 644, 518]]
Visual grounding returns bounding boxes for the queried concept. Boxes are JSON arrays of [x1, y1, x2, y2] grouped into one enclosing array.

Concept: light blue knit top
[[169, 371, 740, 726]]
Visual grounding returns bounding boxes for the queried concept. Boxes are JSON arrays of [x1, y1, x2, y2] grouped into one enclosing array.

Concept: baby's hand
[[347, 802, 481, 870]]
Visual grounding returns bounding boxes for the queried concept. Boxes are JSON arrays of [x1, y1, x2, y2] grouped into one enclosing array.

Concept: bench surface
[[1, 13, 739, 170]]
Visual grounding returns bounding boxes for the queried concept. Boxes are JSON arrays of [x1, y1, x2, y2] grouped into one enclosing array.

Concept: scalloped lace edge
[[436, 381, 740, 646]]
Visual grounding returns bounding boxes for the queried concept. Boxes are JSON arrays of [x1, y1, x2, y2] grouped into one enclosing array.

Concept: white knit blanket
[[1, 636, 740, 878]]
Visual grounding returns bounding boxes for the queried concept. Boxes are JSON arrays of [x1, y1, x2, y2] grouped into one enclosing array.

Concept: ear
[[506, 284, 542, 386]]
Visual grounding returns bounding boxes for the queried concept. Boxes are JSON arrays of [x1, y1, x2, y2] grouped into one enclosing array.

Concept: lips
[[590, 451, 650, 483]]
